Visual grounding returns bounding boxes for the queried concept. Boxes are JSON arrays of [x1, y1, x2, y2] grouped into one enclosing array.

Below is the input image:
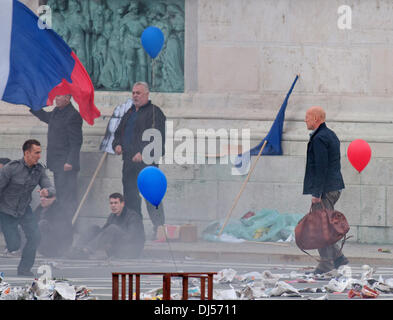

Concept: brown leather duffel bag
[[295, 203, 350, 250]]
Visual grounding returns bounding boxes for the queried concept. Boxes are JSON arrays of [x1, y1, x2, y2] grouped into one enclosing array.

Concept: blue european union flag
[[235, 75, 299, 168]]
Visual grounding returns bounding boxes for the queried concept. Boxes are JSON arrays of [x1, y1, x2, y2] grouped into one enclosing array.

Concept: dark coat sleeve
[[66, 112, 83, 166], [101, 214, 114, 230], [311, 135, 329, 198], [112, 113, 128, 151], [30, 109, 52, 124], [125, 211, 145, 242]]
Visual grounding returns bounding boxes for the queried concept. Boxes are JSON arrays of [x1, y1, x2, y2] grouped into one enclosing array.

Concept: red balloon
[[347, 139, 371, 173]]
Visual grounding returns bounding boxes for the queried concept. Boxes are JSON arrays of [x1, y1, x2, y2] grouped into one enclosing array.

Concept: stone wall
[[2, 0, 393, 243]]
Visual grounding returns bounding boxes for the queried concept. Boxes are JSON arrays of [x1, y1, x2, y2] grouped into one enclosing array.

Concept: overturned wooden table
[[112, 272, 217, 300]]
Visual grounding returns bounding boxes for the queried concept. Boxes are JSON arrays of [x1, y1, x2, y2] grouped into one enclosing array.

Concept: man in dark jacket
[[303, 106, 348, 274], [68, 193, 145, 259], [0, 139, 55, 276], [112, 82, 166, 239], [30, 94, 83, 222]]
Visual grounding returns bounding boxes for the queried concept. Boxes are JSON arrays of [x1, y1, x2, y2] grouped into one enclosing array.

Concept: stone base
[[1, 92, 393, 244]]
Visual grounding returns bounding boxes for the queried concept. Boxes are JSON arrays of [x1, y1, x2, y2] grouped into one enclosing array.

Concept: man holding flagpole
[[0, 0, 100, 230], [30, 94, 83, 227]]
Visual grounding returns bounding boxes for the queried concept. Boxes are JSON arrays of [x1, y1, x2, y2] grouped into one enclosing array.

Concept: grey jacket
[[0, 158, 55, 218]]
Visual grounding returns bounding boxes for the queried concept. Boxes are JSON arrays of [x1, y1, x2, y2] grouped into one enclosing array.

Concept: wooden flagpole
[[72, 152, 108, 226], [218, 140, 268, 236]]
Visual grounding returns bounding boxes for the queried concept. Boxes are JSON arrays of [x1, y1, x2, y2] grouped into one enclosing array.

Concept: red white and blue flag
[[0, 0, 100, 125]]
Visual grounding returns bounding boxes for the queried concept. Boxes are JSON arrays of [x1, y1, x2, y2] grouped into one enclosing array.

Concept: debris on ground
[[3, 264, 393, 300], [132, 264, 393, 300], [266, 281, 301, 297], [136, 265, 393, 300], [377, 248, 391, 253], [0, 272, 96, 300], [202, 209, 304, 243], [348, 284, 379, 299]]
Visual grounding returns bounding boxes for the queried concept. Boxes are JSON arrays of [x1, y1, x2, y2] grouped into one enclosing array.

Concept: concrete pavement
[[1, 235, 392, 267], [142, 239, 393, 267]]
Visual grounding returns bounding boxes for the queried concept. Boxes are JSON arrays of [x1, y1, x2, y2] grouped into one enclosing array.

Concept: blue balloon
[[137, 166, 167, 208], [141, 26, 165, 59]]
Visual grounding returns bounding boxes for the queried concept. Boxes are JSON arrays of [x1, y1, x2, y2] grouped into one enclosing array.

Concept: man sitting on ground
[[68, 193, 145, 259]]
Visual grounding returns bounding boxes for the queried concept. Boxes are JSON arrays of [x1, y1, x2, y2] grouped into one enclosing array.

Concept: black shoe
[[17, 269, 34, 277], [334, 255, 349, 269]]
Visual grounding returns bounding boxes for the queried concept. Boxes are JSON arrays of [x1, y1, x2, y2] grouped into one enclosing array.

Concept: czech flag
[[0, 0, 100, 125]]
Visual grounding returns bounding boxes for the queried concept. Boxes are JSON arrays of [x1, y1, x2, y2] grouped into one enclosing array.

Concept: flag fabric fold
[[235, 75, 299, 168], [0, 0, 100, 125], [99, 99, 133, 154]]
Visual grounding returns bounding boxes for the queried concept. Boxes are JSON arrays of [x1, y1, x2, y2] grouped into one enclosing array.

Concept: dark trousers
[[38, 218, 73, 257], [53, 170, 78, 219], [317, 190, 346, 271], [79, 224, 144, 259], [122, 161, 165, 231], [0, 207, 40, 272]]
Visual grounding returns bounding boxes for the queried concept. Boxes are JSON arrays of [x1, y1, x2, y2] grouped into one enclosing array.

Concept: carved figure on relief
[[120, 1, 148, 89], [161, 4, 184, 92]]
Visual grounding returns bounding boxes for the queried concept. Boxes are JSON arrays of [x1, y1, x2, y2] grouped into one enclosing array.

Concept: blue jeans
[[0, 206, 41, 272]]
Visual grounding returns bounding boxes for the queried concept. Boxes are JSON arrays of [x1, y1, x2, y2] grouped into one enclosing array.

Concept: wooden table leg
[[112, 274, 119, 300], [136, 274, 141, 300], [207, 274, 214, 300], [121, 274, 126, 300], [182, 275, 189, 300], [163, 274, 171, 300], [200, 277, 206, 300]]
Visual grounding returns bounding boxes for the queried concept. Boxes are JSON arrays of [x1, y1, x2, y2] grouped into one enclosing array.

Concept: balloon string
[[163, 225, 178, 272], [359, 172, 362, 229], [151, 59, 155, 90]]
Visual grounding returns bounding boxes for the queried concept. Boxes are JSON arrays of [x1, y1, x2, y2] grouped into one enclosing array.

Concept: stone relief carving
[[44, 0, 184, 92]]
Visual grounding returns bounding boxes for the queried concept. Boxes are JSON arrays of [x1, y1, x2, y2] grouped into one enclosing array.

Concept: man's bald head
[[305, 106, 326, 130]]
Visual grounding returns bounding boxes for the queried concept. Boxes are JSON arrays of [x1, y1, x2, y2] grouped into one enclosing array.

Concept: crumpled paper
[[361, 265, 374, 282], [214, 268, 238, 283], [267, 281, 302, 297], [200, 266, 393, 300], [240, 283, 268, 299], [0, 272, 95, 300], [214, 285, 238, 300]]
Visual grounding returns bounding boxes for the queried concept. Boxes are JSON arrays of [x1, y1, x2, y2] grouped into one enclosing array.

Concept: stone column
[[185, 0, 199, 92]]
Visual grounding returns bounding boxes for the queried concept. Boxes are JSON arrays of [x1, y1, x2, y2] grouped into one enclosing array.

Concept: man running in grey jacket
[[0, 139, 55, 276]]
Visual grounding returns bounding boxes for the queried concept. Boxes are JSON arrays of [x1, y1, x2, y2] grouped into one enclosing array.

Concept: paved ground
[[143, 239, 393, 266]]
